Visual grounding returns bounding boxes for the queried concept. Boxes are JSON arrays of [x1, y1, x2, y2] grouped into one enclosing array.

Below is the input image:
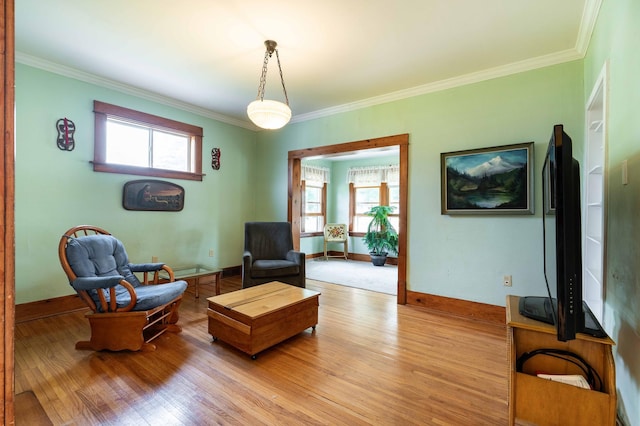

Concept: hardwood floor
[[15, 277, 509, 425]]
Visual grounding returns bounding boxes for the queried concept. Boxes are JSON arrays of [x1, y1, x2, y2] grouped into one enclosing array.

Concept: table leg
[[215, 271, 222, 295], [195, 277, 200, 298]]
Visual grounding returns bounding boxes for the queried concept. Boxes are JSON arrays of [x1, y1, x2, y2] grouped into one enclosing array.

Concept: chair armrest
[[129, 262, 164, 273], [243, 251, 253, 266], [130, 263, 178, 284], [71, 276, 123, 291], [286, 250, 305, 265], [70, 276, 138, 313]]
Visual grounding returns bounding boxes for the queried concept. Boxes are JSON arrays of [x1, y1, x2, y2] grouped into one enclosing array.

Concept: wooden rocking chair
[[58, 225, 188, 352]]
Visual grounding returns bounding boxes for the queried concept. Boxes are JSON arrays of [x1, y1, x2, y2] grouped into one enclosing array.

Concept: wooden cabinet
[[506, 296, 616, 426]]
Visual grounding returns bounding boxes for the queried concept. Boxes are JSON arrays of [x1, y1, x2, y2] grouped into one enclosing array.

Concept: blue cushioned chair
[[242, 222, 306, 288], [58, 225, 188, 352]]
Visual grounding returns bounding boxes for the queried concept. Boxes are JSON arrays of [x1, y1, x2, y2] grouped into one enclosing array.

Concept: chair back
[[324, 223, 347, 242], [59, 225, 110, 282], [244, 222, 294, 260], [60, 225, 143, 286]]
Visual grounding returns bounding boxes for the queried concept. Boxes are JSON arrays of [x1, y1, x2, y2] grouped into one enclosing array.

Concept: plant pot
[[370, 253, 387, 266]]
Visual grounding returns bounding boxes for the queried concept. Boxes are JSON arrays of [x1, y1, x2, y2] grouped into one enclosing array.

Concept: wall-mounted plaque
[[123, 179, 184, 211]]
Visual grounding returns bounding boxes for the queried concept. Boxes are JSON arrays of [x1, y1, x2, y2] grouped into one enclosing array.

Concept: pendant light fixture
[[247, 40, 291, 130]]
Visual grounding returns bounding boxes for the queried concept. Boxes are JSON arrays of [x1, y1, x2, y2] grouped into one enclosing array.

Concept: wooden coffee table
[[207, 281, 320, 359]]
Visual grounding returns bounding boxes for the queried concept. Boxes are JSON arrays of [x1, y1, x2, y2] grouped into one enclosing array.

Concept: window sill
[[92, 162, 204, 181], [301, 232, 324, 238]]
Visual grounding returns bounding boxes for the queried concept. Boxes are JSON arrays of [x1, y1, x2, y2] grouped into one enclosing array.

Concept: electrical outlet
[[152, 256, 158, 263], [503, 275, 512, 287], [209, 249, 214, 257]]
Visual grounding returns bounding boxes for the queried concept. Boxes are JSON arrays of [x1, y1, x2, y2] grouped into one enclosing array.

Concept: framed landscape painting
[[441, 142, 534, 215]]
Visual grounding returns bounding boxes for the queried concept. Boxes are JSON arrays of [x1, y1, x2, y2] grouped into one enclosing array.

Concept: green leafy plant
[[362, 205, 398, 256]]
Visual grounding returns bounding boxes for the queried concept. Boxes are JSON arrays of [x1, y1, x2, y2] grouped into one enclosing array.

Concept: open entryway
[[287, 134, 409, 303]]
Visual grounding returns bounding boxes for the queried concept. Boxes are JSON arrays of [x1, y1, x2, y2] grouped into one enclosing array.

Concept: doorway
[[287, 134, 409, 304]]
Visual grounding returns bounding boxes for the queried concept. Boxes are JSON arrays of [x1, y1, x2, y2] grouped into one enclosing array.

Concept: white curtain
[[301, 164, 331, 183], [346, 165, 399, 186]]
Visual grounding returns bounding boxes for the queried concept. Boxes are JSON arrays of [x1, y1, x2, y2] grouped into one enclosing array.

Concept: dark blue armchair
[[242, 222, 306, 288]]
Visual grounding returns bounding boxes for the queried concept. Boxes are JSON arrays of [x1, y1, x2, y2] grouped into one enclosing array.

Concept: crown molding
[[15, 52, 255, 130], [292, 48, 583, 123], [293, 0, 602, 124], [575, 0, 602, 55]]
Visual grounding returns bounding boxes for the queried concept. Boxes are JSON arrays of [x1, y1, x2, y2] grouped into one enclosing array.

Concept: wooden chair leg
[[165, 324, 182, 333], [140, 342, 157, 352], [167, 299, 182, 324]]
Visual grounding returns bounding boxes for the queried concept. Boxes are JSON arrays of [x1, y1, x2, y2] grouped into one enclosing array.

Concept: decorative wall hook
[[56, 118, 76, 151], [211, 148, 221, 170]]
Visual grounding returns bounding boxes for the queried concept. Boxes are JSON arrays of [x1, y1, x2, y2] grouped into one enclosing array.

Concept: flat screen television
[[519, 124, 606, 341]]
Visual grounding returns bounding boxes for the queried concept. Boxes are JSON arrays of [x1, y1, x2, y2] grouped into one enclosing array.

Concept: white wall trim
[[291, 49, 583, 123], [575, 0, 603, 55], [15, 52, 255, 130]]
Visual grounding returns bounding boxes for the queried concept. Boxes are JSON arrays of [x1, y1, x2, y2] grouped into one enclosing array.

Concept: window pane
[[306, 203, 321, 213], [305, 185, 322, 213], [389, 185, 400, 214], [304, 216, 323, 233], [389, 185, 400, 204], [106, 121, 149, 167], [153, 130, 190, 171], [389, 216, 399, 231], [305, 185, 321, 202], [354, 215, 370, 233], [355, 187, 379, 214]]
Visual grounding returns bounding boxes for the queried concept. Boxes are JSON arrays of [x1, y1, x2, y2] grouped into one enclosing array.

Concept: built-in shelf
[[589, 165, 603, 174], [587, 235, 602, 245], [584, 66, 607, 324], [586, 266, 603, 283]]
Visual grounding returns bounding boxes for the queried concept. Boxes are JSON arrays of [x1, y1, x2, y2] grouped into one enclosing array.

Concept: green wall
[[584, 0, 640, 424], [258, 60, 584, 308], [15, 64, 257, 304]]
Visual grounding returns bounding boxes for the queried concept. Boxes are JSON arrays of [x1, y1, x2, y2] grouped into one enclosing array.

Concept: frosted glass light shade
[[247, 99, 292, 130]]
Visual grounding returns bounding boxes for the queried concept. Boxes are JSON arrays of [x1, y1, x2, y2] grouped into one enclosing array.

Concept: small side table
[[160, 265, 222, 298]]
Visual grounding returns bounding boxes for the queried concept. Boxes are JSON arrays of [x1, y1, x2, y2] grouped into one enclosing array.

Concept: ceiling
[[15, 1, 597, 130]]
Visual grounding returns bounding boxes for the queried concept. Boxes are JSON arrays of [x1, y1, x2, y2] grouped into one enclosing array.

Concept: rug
[[305, 258, 397, 295]]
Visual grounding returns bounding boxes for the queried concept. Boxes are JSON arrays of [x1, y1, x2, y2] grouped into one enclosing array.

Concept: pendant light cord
[[255, 44, 289, 106]]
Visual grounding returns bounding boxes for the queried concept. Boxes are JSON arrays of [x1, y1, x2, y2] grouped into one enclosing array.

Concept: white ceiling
[[15, 1, 597, 130]]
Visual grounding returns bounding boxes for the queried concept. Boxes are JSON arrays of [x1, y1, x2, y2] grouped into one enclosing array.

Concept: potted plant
[[362, 205, 398, 266]]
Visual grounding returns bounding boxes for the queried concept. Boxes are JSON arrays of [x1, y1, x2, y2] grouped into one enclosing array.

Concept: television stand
[[506, 295, 616, 425]]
